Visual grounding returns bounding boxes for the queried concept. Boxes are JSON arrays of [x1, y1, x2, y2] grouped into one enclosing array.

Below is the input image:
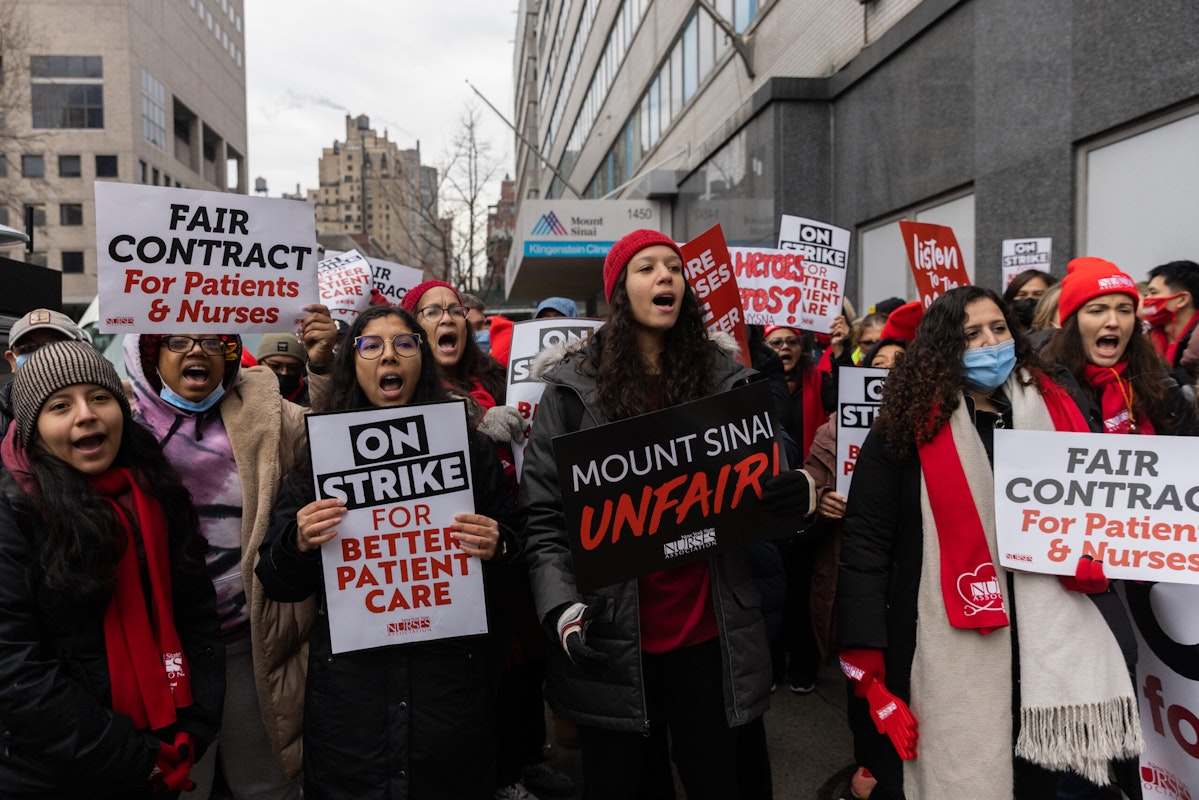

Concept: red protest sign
[[899, 221, 970, 308], [679, 224, 751, 367]]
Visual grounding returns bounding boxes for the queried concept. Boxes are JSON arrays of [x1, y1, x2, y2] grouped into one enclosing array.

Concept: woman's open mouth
[[379, 373, 405, 400]]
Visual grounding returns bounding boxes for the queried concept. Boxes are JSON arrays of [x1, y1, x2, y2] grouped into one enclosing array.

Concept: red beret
[[603, 229, 683, 303]]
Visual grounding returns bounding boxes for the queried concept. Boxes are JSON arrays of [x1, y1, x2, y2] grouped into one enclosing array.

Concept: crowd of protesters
[[1, 238, 1197, 800]]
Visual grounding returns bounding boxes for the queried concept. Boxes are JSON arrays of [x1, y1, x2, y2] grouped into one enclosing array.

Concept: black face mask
[[1011, 298, 1037, 328], [277, 372, 302, 397]]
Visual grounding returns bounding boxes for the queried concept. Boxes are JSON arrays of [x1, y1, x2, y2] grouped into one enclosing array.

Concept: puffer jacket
[[519, 333, 772, 732], [123, 335, 315, 779], [0, 472, 224, 798]]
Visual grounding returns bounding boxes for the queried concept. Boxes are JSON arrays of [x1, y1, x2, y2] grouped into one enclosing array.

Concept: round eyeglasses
[[354, 333, 423, 359], [165, 336, 228, 356], [415, 304, 467, 322]]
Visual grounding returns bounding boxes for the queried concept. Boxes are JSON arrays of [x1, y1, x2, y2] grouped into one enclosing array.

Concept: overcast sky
[[243, 2, 520, 200]]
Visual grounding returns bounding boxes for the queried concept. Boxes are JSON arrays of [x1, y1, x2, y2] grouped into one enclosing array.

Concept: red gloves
[[840, 648, 919, 760], [1059, 555, 1109, 594], [151, 732, 196, 793]]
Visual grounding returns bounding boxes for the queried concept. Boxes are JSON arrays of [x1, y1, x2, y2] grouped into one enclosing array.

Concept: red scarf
[[917, 374, 1089, 634], [89, 467, 193, 731], [1081, 361, 1154, 435]]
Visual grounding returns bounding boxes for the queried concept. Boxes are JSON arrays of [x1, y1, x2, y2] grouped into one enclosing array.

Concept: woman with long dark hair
[[838, 286, 1142, 800], [520, 229, 799, 799], [1041, 257, 1197, 436], [0, 341, 222, 798], [255, 305, 521, 799]]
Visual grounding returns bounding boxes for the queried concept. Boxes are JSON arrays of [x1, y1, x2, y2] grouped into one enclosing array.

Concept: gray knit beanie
[[12, 340, 130, 445]]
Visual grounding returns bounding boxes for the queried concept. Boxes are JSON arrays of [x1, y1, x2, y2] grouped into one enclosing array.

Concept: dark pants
[[577, 638, 743, 800], [772, 541, 820, 686], [495, 660, 549, 786]]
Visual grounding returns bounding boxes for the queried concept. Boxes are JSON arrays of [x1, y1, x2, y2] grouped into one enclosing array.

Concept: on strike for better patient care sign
[[306, 401, 487, 653]]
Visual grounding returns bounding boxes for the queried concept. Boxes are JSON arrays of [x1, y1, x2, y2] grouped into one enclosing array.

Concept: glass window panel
[[682, 15, 698, 103]]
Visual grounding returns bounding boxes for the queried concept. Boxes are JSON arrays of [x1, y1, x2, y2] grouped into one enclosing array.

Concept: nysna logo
[[1141, 762, 1192, 800], [531, 211, 569, 236], [956, 563, 1003, 616]]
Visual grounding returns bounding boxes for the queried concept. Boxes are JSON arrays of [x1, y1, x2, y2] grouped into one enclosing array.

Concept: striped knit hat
[[12, 340, 129, 445]]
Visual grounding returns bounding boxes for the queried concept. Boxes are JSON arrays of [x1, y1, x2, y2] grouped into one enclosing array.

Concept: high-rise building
[[0, 0, 248, 308], [509, 0, 1199, 309], [308, 114, 447, 276]]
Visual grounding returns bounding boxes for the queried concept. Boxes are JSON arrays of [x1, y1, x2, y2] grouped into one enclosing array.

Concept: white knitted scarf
[[904, 373, 1142, 798]]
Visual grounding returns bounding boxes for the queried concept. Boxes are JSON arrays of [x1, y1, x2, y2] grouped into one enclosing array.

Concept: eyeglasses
[[165, 336, 228, 356], [261, 358, 303, 375], [415, 304, 467, 322], [354, 333, 423, 360], [766, 337, 801, 350]]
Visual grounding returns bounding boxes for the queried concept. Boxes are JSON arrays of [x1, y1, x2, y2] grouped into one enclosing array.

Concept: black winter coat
[[0, 474, 224, 799], [256, 430, 521, 800]]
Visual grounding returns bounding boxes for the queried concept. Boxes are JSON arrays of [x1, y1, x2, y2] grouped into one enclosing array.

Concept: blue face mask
[[159, 381, 226, 413], [14, 352, 31, 370], [475, 329, 491, 353], [962, 338, 1017, 393]]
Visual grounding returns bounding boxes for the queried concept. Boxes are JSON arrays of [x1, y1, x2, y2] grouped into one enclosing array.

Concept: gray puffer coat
[[519, 334, 772, 733]]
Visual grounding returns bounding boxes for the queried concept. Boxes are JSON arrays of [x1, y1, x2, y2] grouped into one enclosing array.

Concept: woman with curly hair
[[837, 286, 1143, 800], [520, 229, 807, 799], [0, 341, 222, 798]]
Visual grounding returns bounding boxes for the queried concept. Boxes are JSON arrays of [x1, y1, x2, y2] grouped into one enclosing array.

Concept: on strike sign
[[899, 220, 970, 308], [306, 401, 486, 653], [95, 182, 317, 332], [836, 367, 888, 498]]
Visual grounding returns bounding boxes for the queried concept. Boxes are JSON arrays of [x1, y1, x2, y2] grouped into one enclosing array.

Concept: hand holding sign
[[296, 497, 346, 553], [299, 303, 338, 366], [451, 512, 501, 561]]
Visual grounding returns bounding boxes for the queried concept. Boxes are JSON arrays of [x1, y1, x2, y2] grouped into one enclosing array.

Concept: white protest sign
[[836, 367, 888, 498], [368, 256, 424, 306], [306, 401, 486, 654], [778, 214, 850, 269], [994, 430, 1199, 584], [1001, 237, 1052, 289], [505, 317, 603, 475], [95, 183, 317, 333], [1125, 581, 1199, 798], [729, 247, 845, 333], [317, 249, 373, 322]]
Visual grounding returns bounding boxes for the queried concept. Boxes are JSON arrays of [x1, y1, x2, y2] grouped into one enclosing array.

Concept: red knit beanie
[[763, 325, 800, 339], [880, 301, 924, 343], [400, 279, 459, 313], [602, 229, 684, 303], [1057, 257, 1138, 322]]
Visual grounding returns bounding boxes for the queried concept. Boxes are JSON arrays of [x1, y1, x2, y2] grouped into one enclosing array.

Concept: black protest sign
[[554, 380, 789, 591]]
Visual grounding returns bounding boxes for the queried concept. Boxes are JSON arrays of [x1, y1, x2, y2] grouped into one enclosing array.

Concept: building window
[[95, 155, 118, 178], [0, 156, 6, 178], [31, 56, 104, 129], [0, 207, 9, 226], [59, 203, 83, 226], [23, 203, 46, 227], [21, 154, 44, 178], [62, 251, 85, 273], [152, 167, 159, 185], [27, 252, 47, 268], [141, 69, 167, 149], [139, 159, 148, 183], [59, 154, 81, 177]]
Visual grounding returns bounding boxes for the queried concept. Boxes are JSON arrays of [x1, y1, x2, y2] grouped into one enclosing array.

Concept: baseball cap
[[9, 309, 86, 349]]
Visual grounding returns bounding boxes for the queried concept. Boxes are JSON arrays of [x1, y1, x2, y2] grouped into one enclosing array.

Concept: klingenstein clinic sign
[[516, 200, 663, 258]]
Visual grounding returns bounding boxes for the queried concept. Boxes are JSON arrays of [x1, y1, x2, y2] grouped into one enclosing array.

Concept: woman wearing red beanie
[[520, 229, 805, 799], [1042, 257, 1197, 437]]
